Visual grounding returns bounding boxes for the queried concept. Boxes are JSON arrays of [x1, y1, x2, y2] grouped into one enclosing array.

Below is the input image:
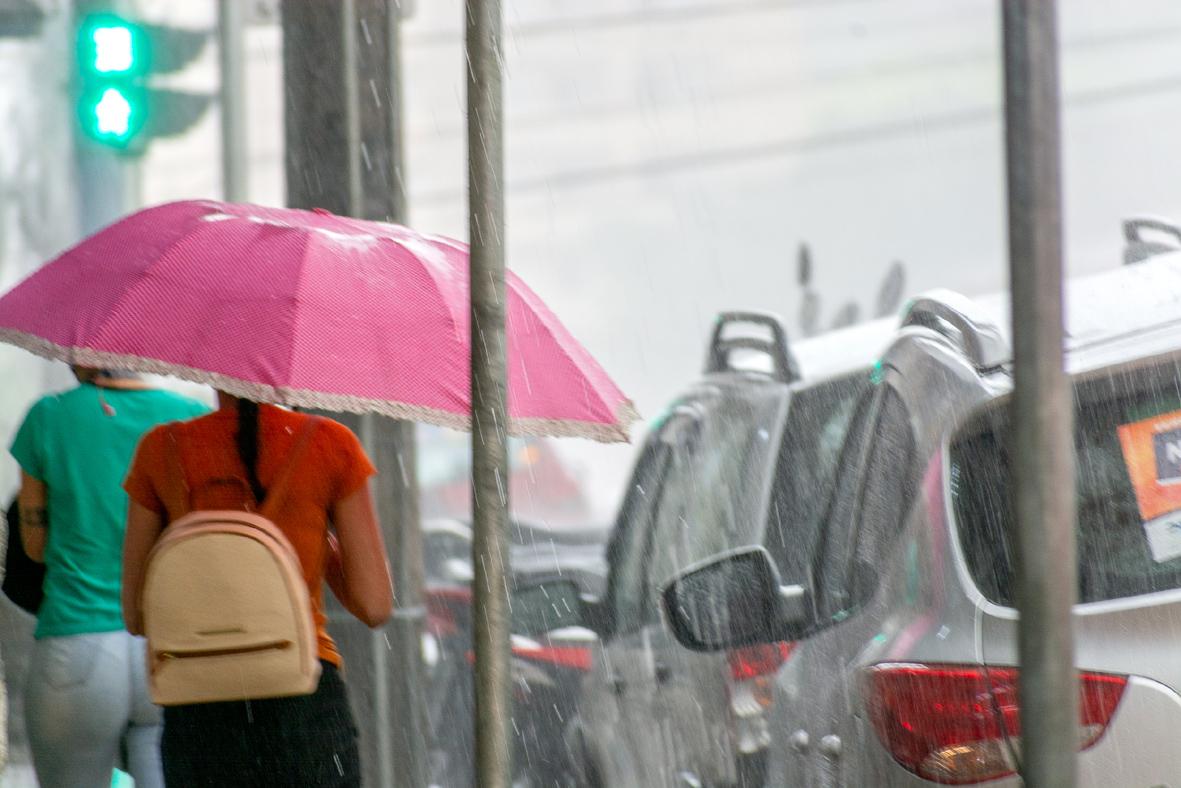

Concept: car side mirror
[[512, 577, 603, 636], [661, 546, 811, 651]]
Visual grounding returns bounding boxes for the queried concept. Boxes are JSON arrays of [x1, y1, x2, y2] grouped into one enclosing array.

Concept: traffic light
[[75, 12, 211, 152], [76, 14, 147, 147]]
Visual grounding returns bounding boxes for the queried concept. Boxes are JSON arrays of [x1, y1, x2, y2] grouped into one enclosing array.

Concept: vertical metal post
[[355, 2, 429, 785], [467, 0, 512, 785], [341, 0, 363, 222], [282, 2, 428, 785], [1002, 2, 1077, 785], [218, 0, 247, 202]]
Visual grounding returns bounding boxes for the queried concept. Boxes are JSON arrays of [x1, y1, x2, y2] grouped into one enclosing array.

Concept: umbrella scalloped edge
[[0, 329, 640, 444]]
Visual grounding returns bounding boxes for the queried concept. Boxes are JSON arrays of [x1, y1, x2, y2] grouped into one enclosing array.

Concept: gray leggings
[[25, 630, 163, 788]]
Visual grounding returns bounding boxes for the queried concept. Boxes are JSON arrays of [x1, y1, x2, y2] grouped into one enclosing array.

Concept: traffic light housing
[[76, 14, 147, 148], [75, 12, 211, 153]]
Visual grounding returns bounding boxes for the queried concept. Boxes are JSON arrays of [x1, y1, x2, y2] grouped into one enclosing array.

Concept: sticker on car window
[[1118, 411, 1181, 562]]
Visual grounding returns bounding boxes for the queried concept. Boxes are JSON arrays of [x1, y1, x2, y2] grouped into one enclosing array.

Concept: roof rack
[[704, 311, 801, 384], [1123, 217, 1181, 265], [900, 290, 1008, 371]]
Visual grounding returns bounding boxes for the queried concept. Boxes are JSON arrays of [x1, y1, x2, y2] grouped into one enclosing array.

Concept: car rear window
[[765, 371, 870, 582], [952, 359, 1181, 605]]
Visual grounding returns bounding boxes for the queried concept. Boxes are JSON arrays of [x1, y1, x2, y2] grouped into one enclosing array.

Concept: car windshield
[[952, 357, 1181, 605]]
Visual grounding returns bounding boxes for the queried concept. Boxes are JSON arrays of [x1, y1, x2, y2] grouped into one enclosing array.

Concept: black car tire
[[734, 751, 768, 788]]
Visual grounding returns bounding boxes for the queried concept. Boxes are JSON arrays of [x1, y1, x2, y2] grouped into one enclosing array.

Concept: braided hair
[[235, 399, 266, 503]]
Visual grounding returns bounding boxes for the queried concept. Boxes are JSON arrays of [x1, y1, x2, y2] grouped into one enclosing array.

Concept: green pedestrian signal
[[80, 16, 146, 76], [95, 88, 130, 129], [76, 14, 147, 148], [74, 12, 210, 152], [79, 84, 147, 146]]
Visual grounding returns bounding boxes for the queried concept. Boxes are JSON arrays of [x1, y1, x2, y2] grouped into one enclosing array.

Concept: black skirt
[[161, 661, 361, 787]]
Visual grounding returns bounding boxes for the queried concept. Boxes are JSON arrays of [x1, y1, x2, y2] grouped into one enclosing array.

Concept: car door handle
[[654, 663, 672, 684], [610, 676, 626, 696]]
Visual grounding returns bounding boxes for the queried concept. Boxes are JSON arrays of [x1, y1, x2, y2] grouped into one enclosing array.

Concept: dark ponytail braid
[[236, 399, 266, 503]]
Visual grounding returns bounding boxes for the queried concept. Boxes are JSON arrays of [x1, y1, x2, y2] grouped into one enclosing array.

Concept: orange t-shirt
[[123, 403, 376, 668]]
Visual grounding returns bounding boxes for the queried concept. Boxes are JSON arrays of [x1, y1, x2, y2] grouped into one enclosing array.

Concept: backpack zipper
[[156, 639, 293, 660]]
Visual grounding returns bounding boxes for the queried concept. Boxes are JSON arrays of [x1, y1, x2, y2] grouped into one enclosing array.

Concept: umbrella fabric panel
[[502, 274, 628, 428], [91, 216, 308, 387], [288, 227, 470, 412], [3, 202, 209, 348]]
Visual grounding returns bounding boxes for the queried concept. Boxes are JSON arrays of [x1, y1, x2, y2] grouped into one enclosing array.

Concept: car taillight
[[726, 642, 794, 754], [512, 643, 593, 672], [424, 586, 472, 638], [728, 642, 794, 682], [864, 663, 1127, 785], [465, 643, 593, 672]]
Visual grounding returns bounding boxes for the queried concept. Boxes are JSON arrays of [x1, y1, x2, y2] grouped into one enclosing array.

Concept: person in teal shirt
[[10, 366, 208, 788]]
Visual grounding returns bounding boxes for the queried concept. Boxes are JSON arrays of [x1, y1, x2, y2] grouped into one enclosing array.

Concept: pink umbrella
[[0, 200, 637, 442]]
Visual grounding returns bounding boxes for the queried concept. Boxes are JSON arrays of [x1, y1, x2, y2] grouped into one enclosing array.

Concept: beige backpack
[[141, 417, 322, 706]]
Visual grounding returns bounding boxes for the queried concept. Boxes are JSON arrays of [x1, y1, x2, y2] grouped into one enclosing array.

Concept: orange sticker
[[1117, 409, 1181, 521]]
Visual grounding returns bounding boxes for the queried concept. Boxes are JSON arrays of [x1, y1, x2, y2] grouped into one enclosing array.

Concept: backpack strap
[[164, 425, 193, 520], [259, 416, 323, 520]]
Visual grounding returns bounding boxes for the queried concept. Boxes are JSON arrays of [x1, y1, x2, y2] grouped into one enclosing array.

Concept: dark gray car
[[518, 312, 894, 787]]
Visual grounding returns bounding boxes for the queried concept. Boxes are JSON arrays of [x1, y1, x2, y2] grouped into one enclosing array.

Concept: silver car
[[664, 252, 1181, 786]]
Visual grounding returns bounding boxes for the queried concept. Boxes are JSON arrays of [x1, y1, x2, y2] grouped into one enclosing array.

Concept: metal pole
[[352, 1, 429, 784], [369, 6, 430, 786], [386, 1, 407, 221], [282, 3, 429, 785], [341, 0, 363, 222], [1002, 2, 1077, 785], [467, 0, 512, 784], [218, 0, 247, 202], [344, 2, 431, 784]]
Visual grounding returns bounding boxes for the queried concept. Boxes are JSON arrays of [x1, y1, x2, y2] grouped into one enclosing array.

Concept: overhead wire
[[410, 72, 1181, 206]]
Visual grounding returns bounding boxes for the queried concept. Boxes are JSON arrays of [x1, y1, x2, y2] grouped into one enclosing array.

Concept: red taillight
[[864, 663, 1127, 785], [424, 586, 473, 638], [727, 642, 794, 754], [512, 643, 593, 672], [727, 642, 794, 681], [465, 643, 593, 672]]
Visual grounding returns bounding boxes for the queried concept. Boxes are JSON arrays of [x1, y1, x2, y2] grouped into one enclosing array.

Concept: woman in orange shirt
[[122, 393, 392, 787]]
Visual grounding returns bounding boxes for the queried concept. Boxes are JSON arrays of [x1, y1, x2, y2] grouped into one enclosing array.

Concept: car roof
[[896, 253, 1181, 378], [692, 252, 1181, 414], [791, 316, 897, 381], [1064, 252, 1181, 372], [681, 316, 891, 414]]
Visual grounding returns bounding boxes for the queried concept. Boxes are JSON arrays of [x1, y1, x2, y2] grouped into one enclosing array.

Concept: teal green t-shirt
[[10, 383, 209, 639]]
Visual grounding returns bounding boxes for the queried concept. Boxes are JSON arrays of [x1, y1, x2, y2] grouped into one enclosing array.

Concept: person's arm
[[18, 471, 48, 563], [330, 482, 393, 627], [123, 500, 165, 636]]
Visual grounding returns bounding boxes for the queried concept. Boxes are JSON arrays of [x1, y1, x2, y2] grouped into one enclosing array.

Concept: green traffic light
[[92, 25, 134, 73], [74, 13, 212, 149], [77, 14, 148, 78], [76, 14, 148, 147], [95, 87, 132, 135], [79, 84, 146, 147]]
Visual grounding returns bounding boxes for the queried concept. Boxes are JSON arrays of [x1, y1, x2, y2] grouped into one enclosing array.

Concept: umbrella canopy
[[0, 200, 637, 442]]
